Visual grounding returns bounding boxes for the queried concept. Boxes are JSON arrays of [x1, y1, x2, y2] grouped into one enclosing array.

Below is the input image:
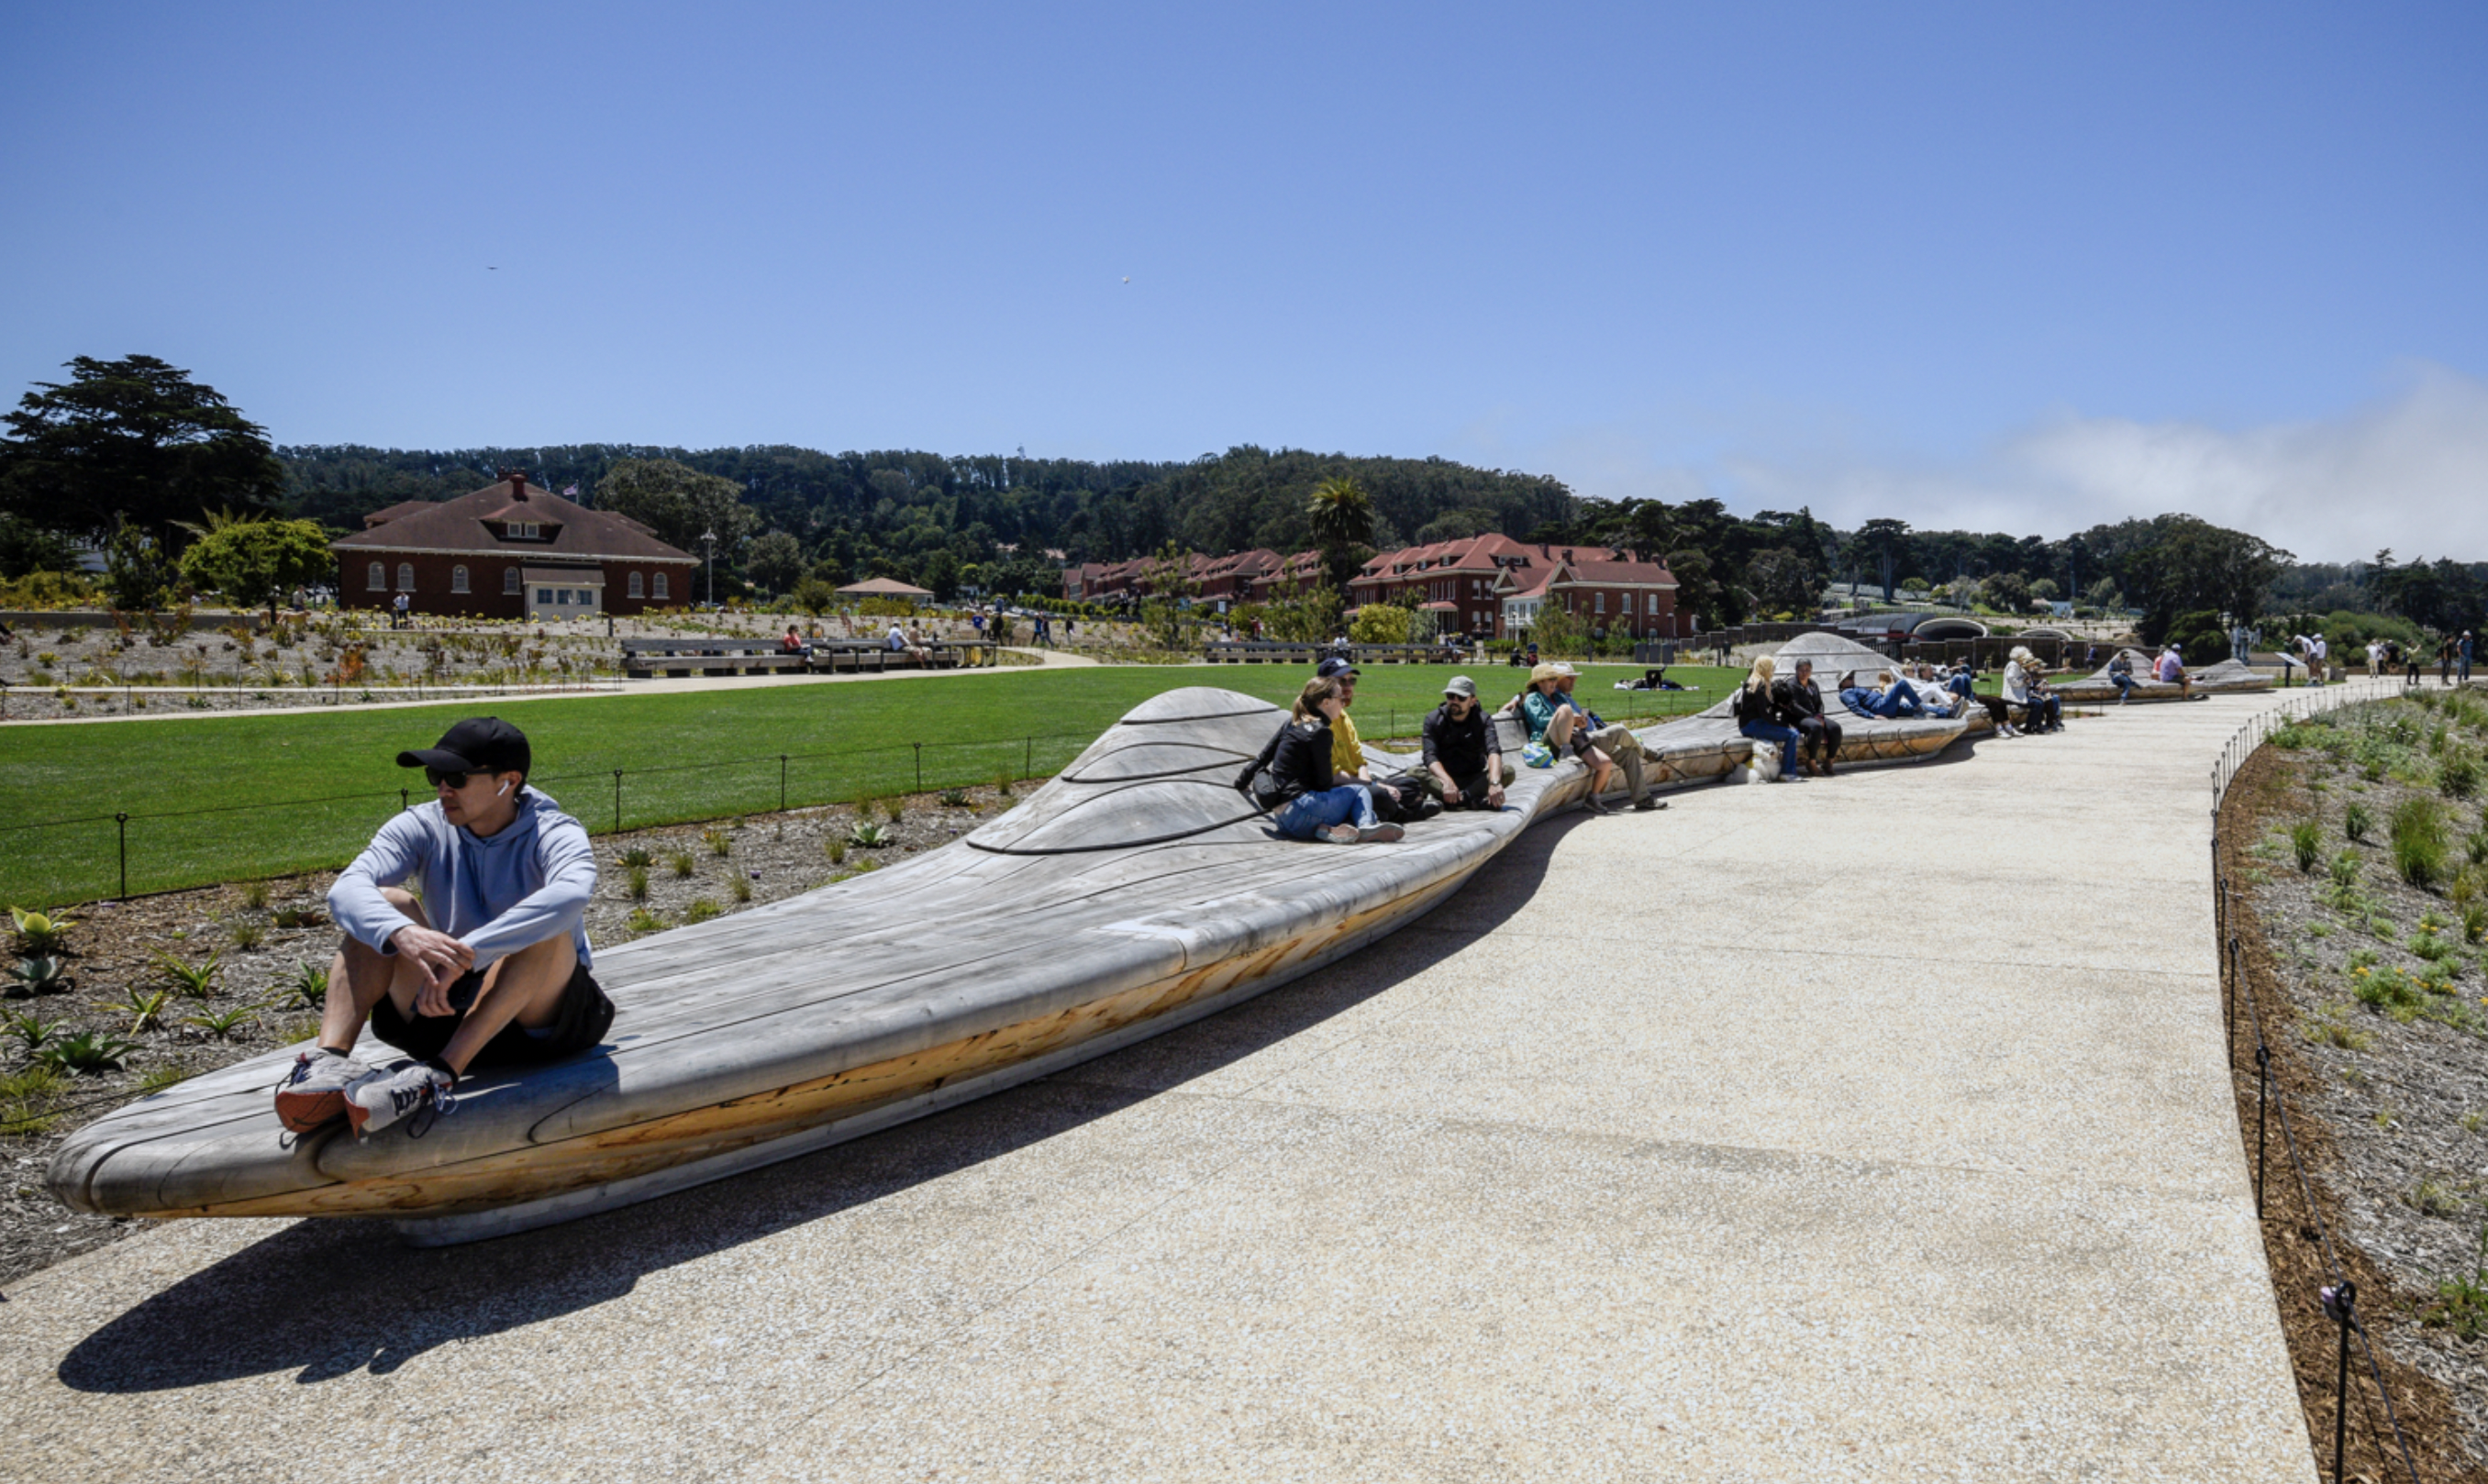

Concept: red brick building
[[331, 472, 699, 620], [1347, 534, 1541, 637], [1496, 547, 1680, 640]]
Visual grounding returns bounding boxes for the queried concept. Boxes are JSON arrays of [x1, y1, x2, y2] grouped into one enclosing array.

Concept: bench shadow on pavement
[[58, 807, 1595, 1394]]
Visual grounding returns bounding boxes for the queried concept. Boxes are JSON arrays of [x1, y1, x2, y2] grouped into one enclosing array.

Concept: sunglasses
[[426, 767, 486, 790]]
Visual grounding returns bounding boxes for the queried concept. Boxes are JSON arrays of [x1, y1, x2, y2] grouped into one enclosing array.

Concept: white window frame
[[367, 561, 385, 591], [628, 571, 644, 599], [652, 572, 669, 600], [450, 565, 470, 594]]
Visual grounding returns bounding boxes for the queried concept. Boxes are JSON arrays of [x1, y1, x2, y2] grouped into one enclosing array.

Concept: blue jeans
[[2110, 672, 2137, 698], [1271, 784, 1379, 839], [1865, 682, 1927, 717], [1739, 720, 1804, 777]]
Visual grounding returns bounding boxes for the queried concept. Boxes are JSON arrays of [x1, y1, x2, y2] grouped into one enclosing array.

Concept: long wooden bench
[[621, 637, 980, 679]]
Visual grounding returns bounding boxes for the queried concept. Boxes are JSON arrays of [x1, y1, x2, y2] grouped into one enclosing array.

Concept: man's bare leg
[[321, 888, 431, 1052], [436, 931, 578, 1076]]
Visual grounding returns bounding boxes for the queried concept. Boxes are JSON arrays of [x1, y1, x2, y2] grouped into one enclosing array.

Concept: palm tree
[[1305, 477, 1375, 550]]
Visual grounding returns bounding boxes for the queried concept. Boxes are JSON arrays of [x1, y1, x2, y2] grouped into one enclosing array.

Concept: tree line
[[1, 355, 2478, 648]]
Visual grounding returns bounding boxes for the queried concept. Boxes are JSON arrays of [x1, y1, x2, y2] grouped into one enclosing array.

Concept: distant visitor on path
[[1772, 659, 1841, 776], [1420, 676, 1509, 811], [277, 718, 614, 1139], [1237, 677, 1403, 845]]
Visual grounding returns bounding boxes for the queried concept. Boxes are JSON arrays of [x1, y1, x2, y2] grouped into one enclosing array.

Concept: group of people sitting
[[1728, 647, 2068, 779], [2106, 644, 2190, 702], [1237, 656, 1665, 841]]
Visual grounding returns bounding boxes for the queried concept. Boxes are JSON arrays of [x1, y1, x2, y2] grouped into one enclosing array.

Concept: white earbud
[[497, 781, 512, 797]]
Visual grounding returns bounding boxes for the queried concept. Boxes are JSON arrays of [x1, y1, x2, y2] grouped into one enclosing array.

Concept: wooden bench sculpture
[[622, 637, 975, 679], [2053, 648, 2273, 703], [47, 640, 2100, 1244]]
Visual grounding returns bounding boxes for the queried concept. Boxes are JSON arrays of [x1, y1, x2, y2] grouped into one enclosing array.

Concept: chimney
[[1563, 548, 1574, 564], [501, 467, 528, 501]]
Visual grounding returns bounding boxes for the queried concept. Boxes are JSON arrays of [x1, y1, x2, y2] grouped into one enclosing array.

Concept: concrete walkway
[[3, 693, 2314, 1481]]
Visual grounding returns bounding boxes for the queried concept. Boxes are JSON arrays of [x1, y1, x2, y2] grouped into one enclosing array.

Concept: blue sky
[[5, 1, 2483, 559]]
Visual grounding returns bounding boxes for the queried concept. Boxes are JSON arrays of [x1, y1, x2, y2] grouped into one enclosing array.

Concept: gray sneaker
[[273, 1047, 372, 1133], [343, 1060, 457, 1139], [1357, 823, 1405, 843]]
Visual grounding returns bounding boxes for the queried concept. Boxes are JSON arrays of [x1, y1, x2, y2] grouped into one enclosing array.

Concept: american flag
[[562, 484, 578, 497]]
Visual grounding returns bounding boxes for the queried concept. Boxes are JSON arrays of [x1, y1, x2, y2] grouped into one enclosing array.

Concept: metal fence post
[[613, 770, 624, 834], [913, 742, 923, 794], [780, 755, 789, 813], [116, 812, 128, 901], [1026, 736, 1033, 780], [401, 787, 409, 814], [2255, 1042, 2271, 1217], [2323, 1281, 2356, 1484]]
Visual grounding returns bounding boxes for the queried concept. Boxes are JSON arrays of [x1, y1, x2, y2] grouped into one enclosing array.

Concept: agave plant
[[847, 822, 894, 849], [8, 906, 73, 956], [6, 956, 69, 996], [36, 1030, 139, 1075], [152, 949, 224, 998]]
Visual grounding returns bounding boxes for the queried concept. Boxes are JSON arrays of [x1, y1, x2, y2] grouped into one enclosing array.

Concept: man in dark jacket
[[1772, 659, 1842, 777], [1419, 676, 1510, 810]]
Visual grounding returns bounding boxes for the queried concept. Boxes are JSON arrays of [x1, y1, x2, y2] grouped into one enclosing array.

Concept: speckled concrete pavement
[[3, 692, 2318, 1482]]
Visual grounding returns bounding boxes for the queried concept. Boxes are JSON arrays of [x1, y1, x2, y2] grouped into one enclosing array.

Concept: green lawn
[[3, 663, 1739, 907]]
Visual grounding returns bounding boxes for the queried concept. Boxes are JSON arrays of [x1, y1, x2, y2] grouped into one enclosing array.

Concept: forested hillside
[[278, 443, 1575, 598]]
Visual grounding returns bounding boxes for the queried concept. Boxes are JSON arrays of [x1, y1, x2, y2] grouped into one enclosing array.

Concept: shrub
[[183, 1004, 257, 1040], [849, 822, 894, 849], [2392, 796, 2451, 890], [627, 865, 650, 902], [272, 904, 324, 929], [881, 796, 905, 824], [2290, 819, 2322, 873], [37, 1030, 139, 1075], [2330, 850, 2361, 889], [619, 847, 655, 869], [825, 837, 849, 865], [702, 827, 733, 857], [683, 898, 722, 924], [229, 918, 265, 951], [730, 874, 753, 903], [292, 960, 329, 1007], [6, 956, 69, 995], [8, 907, 72, 956], [152, 950, 222, 998], [2444, 750, 2482, 801], [938, 788, 968, 809], [668, 850, 695, 880], [2345, 802, 2372, 843], [994, 770, 1014, 797], [239, 880, 271, 910], [625, 907, 664, 935], [121, 988, 172, 1034], [2468, 828, 2488, 868], [4, 1008, 62, 1053]]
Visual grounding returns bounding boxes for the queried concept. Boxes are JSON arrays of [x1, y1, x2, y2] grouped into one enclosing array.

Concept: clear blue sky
[[5, 1, 2482, 559]]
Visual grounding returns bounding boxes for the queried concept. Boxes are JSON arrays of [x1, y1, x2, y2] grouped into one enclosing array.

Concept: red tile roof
[[333, 477, 696, 563]]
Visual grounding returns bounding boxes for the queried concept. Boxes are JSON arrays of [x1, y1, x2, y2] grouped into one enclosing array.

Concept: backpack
[[1235, 718, 1290, 806]]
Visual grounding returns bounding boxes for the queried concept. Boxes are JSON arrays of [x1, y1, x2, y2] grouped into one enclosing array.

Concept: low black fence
[[5, 684, 1731, 907], [2211, 678, 2422, 1484]]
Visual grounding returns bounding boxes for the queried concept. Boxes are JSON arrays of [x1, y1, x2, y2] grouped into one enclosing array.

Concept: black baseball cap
[[398, 717, 531, 780], [1316, 657, 1361, 679]]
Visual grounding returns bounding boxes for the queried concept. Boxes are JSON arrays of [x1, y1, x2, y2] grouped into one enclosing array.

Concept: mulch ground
[[2219, 703, 2488, 1484], [0, 777, 1041, 1289]]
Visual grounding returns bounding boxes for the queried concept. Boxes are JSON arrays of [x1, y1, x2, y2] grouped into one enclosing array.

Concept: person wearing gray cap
[[277, 717, 612, 1140], [1419, 676, 1510, 811]]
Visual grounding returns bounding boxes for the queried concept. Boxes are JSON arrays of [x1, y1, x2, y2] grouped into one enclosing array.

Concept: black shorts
[[371, 958, 615, 1070]]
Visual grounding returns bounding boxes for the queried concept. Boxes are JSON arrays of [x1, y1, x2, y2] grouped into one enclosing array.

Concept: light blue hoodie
[[328, 788, 596, 969]]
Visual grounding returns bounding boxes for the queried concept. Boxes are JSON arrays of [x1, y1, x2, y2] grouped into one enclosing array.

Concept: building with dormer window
[[329, 470, 699, 619]]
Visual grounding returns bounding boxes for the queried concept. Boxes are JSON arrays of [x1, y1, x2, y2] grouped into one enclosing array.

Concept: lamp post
[[701, 528, 716, 609]]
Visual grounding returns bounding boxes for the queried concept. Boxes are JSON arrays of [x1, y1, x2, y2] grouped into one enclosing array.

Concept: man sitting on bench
[[278, 718, 612, 1138], [1419, 676, 1509, 810]]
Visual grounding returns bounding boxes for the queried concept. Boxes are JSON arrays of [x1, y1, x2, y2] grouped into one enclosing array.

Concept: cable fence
[[2212, 674, 2423, 1484], [3, 682, 1730, 909]]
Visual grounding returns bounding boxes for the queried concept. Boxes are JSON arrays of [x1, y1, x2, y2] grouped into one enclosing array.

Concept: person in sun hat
[[277, 717, 612, 1139], [1550, 662, 1661, 810]]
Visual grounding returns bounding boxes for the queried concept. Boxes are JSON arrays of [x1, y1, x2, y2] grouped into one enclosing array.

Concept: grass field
[[3, 663, 1741, 907]]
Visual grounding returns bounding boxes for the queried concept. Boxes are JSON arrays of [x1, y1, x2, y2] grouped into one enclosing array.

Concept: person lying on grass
[[276, 717, 613, 1138]]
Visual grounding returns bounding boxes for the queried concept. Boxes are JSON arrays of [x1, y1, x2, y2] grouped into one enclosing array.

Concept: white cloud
[[1530, 364, 2488, 564]]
